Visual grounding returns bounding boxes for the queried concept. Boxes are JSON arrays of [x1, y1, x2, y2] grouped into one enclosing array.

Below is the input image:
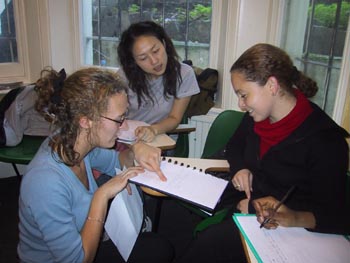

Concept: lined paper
[[233, 214, 350, 263]]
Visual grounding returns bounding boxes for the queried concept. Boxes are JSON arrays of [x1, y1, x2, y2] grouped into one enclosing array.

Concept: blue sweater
[[18, 138, 120, 262]]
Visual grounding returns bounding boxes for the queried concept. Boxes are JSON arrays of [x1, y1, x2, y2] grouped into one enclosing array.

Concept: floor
[[0, 175, 202, 263], [0, 176, 20, 263]]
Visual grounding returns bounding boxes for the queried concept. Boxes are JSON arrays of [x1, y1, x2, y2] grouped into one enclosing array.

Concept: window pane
[[0, 0, 17, 63], [82, 0, 212, 68], [280, 0, 350, 115]]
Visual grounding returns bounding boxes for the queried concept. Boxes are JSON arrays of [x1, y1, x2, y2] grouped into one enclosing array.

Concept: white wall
[[1, 0, 348, 170]]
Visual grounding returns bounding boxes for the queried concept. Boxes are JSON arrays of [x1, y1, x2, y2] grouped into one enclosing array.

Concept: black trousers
[[175, 217, 246, 263], [95, 232, 174, 263], [175, 183, 247, 263]]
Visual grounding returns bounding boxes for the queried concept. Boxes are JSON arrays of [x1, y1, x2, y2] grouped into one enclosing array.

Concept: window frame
[[0, 0, 29, 82], [6, 0, 346, 124]]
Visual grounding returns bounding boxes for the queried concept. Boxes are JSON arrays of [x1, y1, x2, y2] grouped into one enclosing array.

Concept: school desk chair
[[178, 110, 245, 219], [149, 110, 245, 232], [0, 135, 46, 179]]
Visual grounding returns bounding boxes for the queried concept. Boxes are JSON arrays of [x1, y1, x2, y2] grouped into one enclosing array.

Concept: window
[[0, 0, 28, 82], [280, 0, 350, 116], [0, 0, 17, 63], [82, 0, 212, 69]]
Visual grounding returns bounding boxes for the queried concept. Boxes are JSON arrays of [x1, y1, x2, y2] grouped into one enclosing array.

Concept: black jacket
[[225, 102, 349, 235]]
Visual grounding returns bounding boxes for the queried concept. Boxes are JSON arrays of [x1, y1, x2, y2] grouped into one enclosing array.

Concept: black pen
[[259, 185, 296, 229]]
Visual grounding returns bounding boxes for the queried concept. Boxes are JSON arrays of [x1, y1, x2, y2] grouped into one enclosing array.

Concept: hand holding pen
[[253, 185, 296, 229]]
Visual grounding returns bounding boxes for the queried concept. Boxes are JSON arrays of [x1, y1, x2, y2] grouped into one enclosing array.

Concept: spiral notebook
[[129, 157, 228, 211]]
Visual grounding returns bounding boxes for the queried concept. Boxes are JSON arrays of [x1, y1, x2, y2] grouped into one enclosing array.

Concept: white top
[[118, 63, 200, 124]]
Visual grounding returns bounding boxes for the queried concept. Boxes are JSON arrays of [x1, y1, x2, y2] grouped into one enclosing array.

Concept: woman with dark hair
[[178, 43, 349, 262], [117, 21, 199, 142], [18, 67, 174, 263]]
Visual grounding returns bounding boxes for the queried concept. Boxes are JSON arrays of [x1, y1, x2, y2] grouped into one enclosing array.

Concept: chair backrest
[[201, 110, 244, 159]]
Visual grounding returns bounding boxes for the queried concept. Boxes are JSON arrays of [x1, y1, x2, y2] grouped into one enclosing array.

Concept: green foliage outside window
[[129, 4, 140, 14], [189, 4, 211, 21], [311, 1, 350, 29]]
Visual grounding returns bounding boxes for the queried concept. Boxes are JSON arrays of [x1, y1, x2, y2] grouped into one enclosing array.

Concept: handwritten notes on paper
[[129, 160, 228, 211], [233, 214, 350, 263]]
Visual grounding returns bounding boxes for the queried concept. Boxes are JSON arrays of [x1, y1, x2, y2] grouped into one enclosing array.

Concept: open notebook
[[129, 158, 228, 211], [233, 213, 350, 263]]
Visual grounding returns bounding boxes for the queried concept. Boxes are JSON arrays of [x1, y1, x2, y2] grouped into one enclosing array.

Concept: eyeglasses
[[100, 114, 126, 126]]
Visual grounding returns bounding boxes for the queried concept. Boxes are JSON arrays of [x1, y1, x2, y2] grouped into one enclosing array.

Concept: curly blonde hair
[[35, 67, 127, 166]]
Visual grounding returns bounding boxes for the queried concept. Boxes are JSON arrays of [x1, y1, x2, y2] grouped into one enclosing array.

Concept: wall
[[2, 0, 348, 172]]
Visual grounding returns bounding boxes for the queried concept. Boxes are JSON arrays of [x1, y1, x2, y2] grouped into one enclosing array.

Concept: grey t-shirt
[[118, 63, 200, 124]]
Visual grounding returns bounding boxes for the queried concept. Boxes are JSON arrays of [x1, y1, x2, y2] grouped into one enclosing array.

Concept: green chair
[[201, 110, 245, 159], [179, 110, 245, 221], [0, 135, 46, 179]]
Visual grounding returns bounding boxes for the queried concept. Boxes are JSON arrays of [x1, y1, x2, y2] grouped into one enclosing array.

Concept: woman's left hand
[[132, 141, 166, 181], [97, 167, 144, 200], [135, 126, 157, 142]]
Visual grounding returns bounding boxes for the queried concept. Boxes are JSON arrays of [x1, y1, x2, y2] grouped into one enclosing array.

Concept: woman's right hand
[[135, 126, 157, 142], [96, 166, 144, 200], [231, 169, 253, 199]]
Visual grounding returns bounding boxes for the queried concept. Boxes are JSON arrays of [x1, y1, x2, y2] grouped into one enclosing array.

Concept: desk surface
[[148, 134, 176, 150], [240, 233, 257, 263]]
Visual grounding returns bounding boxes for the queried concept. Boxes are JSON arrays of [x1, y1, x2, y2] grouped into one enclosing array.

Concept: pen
[[259, 185, 296, 229]]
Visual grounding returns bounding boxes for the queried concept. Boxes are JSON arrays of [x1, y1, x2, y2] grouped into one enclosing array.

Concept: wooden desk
[[140, 157, 229, 196], [147, 134, 176, 150], [240, 232, 257, 263], [119, 133, 176, 150], [168, 124, 196, 134]]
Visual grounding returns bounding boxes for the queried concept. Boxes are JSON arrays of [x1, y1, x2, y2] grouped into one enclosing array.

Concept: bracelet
[[87, 216, 105, 224]]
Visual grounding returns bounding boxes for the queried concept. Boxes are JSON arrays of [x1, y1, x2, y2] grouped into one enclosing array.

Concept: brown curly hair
[[230, 43, 318, 98], [35, 67, 127, 166]]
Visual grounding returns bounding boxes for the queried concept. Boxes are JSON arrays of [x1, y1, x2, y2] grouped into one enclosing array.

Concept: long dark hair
[[117, 21, 182, 107], [230, 43, 318, 98], [35, 67, 127, 166]]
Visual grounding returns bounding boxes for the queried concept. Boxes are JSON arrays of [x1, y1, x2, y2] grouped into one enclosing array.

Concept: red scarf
[[254, 89, 313, 158]]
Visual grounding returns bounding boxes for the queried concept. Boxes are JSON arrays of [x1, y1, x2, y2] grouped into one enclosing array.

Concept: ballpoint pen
[[259, 185, 296, 229]]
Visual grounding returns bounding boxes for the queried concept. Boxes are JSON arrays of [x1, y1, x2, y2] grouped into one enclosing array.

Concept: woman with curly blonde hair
[[18, 67, 174, 263]]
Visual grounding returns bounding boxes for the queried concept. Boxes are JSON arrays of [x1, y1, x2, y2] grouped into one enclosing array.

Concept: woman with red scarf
[[178, 43, 349, 263]]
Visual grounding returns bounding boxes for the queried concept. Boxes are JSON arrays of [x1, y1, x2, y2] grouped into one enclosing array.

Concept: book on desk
[[129, 158, 229, 212]]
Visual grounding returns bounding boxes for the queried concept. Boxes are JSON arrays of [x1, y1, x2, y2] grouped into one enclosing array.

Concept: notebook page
[[130, 160, 228, 210], [233, 214, 350, 263]]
